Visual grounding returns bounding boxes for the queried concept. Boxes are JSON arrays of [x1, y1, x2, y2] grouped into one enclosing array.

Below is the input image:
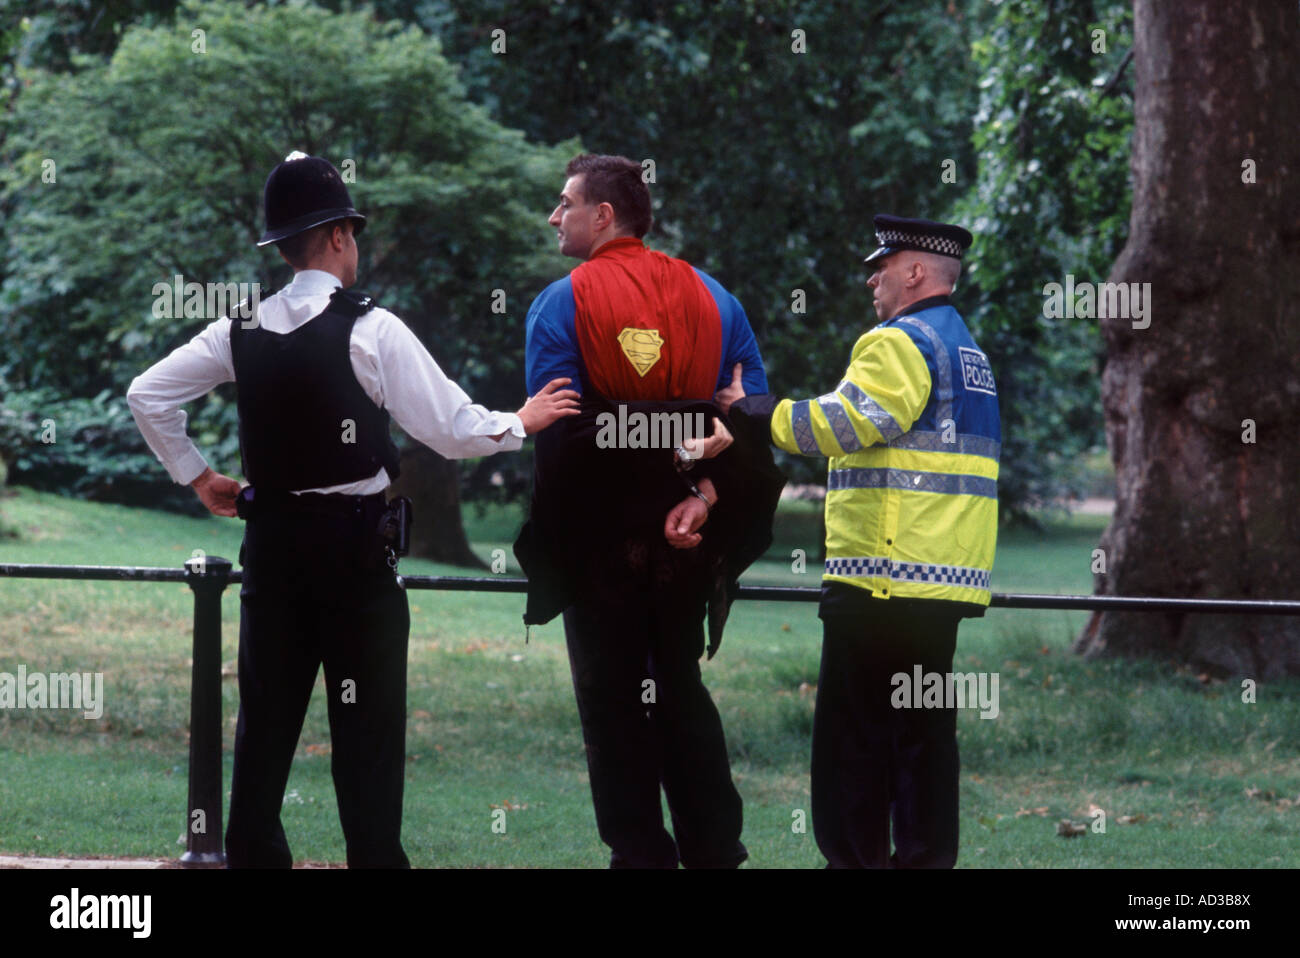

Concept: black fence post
[[181, 554, 232, 867]]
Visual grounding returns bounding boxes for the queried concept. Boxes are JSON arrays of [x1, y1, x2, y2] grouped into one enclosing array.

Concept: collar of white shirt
[[286, 268, 346, 297], [257, 268, 349, 333]]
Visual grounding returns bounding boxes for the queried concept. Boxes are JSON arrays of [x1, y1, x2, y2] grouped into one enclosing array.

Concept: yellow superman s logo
[[617, 327, 664, 377]]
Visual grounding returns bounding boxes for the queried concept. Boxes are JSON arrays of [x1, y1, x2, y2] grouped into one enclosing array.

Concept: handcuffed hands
[[664, 496, 709, 549], [664, 478, 716, 549], [676, 416, 733, 467]]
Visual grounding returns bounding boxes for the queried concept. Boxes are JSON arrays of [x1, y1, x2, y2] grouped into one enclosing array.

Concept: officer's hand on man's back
[[516, 377, 582, 435], [190, 467, 242, 517]]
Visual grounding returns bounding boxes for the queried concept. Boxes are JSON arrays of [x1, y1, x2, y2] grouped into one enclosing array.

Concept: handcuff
[[685, 479, 712, 516], [376, 496, 413, 589], [674, 447, 711, 516]]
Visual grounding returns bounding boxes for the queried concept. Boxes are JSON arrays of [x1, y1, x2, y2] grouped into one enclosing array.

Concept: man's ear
[[596, 201, 616, 231]]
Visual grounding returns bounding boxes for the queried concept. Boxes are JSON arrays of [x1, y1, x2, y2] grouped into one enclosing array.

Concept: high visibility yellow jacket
[[771, 296, 1000, 607]]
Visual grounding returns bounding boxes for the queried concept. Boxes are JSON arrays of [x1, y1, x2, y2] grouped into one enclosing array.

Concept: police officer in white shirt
[[127, 152, 578, 867]]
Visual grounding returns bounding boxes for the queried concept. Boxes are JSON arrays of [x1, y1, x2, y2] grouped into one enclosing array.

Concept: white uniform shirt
[[127, 269, 525, 495]]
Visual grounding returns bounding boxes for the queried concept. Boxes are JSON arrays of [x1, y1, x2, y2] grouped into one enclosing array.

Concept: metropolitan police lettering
[[958, 347, 997, 396]]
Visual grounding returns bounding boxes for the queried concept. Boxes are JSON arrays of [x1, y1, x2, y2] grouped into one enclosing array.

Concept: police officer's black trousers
[[813, 601, 961, 868], [225, 496, 410, 868], [561, 535, 747, 869]]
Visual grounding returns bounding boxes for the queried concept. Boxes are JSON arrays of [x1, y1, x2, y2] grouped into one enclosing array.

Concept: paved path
[[0, 854, 341, 869], [0, 854, 173, 869]]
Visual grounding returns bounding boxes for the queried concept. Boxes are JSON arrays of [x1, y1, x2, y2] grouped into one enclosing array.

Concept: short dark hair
[[565, 153, 653, 238], [276, 219, 350, 269]]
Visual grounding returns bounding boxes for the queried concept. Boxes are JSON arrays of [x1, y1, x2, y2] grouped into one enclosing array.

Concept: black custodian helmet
[[256, 151, 366, 247]]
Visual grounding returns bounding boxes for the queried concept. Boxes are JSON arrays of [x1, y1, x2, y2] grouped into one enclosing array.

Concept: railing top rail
[[2, 563, 1299, 614]]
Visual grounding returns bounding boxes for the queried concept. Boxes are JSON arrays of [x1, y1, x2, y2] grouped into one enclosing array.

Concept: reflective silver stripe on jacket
[[888, 429, 1000, 460], [824, 556, 991, 590], [817, 392, 861, 453], [827, 467, 997, 499], [836, 380, 903, 442], [790, 399, 819, 454]]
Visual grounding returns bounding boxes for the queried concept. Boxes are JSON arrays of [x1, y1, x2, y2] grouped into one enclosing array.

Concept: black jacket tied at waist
[[514, 394, 786, 657]]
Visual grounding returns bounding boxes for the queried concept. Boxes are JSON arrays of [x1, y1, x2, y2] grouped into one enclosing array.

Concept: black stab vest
[[229, 288, 401, 491]]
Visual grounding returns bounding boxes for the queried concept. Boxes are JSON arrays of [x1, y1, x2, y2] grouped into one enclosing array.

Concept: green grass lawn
[[1, 486, 1297, 867]]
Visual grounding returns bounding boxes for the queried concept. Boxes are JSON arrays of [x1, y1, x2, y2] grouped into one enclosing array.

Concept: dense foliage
[[418, 0, 986, 494], [1, 0, 1132, 524], [1, 0, 572, 502], [953, 0, 1133, 519]]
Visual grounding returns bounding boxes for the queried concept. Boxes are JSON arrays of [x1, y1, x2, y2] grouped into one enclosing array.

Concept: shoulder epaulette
[[328, 287, 377, 318]]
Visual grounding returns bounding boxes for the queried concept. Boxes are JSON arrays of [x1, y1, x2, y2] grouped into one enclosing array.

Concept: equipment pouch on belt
[[377, 496, 412, 557], [235, 484, 256, 519]]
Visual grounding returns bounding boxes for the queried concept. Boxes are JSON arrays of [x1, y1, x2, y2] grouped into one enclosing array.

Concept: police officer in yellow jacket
[[718, 215, 999, 867]]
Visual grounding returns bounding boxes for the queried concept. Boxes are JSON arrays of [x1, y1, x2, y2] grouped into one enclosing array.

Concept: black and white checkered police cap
[[863, 214, 973, 265]]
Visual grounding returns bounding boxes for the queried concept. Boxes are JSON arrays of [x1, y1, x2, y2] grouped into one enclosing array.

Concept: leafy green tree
[[423, 0, 1140, 522], [2, 0, 1139, 542], [1, 1, 182, 69], [1, 0, 574, 561], [952, 0, 1134, 521], [419, 0, 988, 499]]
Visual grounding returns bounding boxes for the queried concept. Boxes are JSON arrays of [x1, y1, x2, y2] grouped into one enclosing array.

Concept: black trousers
[[224, 495, 410, 868], [562, 535, 746, 868], [813, 599, 962, 868]]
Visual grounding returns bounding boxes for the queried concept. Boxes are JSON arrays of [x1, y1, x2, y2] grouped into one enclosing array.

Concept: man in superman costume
[[515, 154, 782, 868]]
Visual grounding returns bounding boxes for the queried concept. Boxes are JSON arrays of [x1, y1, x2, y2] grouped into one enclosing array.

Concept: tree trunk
[[1074, 0, 1300, 678], [387, 446, 486, 570]]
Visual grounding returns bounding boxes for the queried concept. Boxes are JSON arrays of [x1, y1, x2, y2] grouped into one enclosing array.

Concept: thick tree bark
[[388, 446, 486, 570], [1074, 0, 1300, 678]]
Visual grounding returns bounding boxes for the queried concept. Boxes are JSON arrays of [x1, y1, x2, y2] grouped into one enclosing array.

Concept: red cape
[[571, 237, 722, 400]]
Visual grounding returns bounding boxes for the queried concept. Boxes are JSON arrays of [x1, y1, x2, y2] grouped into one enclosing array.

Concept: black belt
[[235, 486, 386, 520]]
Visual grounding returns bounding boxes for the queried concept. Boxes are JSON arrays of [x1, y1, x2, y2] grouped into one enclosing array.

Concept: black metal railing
[[3, 558, 1299, 866]]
